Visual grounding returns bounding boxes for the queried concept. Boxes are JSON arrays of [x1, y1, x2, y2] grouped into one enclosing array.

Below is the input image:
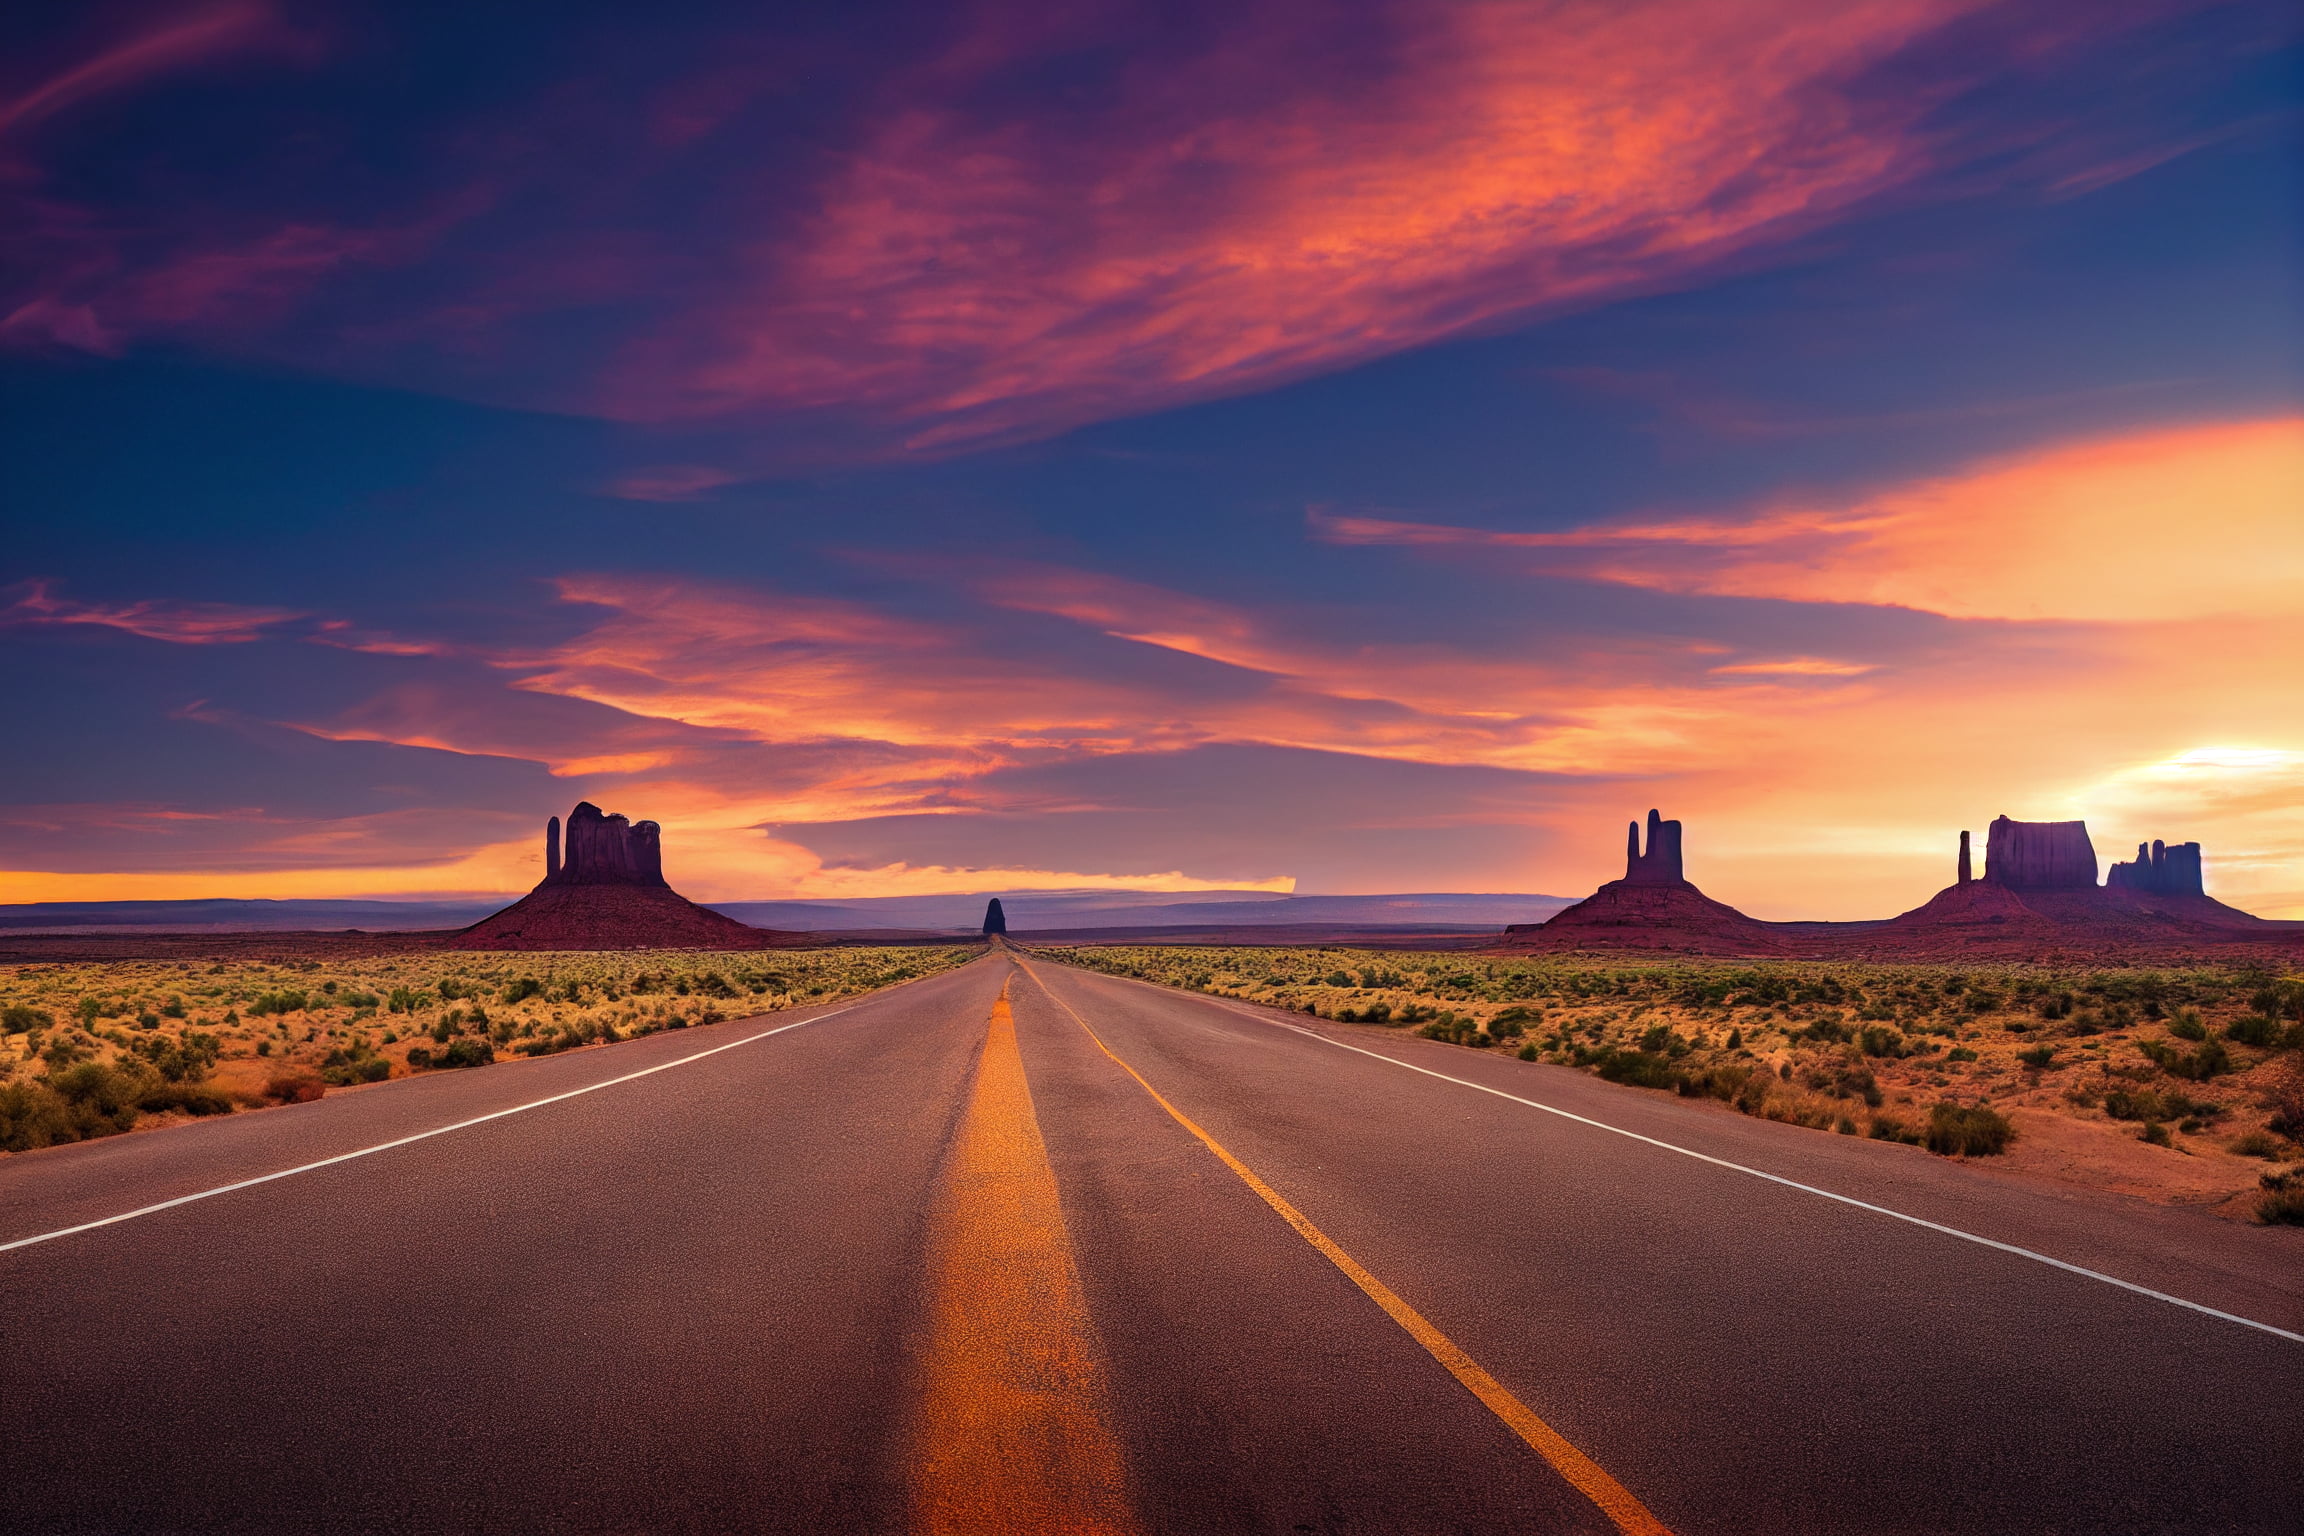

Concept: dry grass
[[0, 947, 974, 1154], [1049, 946, 2304, 1175]]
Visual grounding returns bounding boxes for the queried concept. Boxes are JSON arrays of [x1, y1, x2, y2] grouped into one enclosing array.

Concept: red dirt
[[455, 882, 802, 951]]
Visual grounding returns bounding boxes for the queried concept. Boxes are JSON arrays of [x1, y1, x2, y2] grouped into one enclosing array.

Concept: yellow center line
[[908, 982, 1140, 1536], [1019, 960, 1676, 1536]]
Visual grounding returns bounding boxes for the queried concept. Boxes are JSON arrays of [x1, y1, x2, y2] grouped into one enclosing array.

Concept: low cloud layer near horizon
[[3, 0, 2300, 918]]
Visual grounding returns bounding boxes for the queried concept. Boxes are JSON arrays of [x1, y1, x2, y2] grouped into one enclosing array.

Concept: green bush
[[0, 1081, 77, 1151], [1595, 1049, 1681, 1090], [501, 977, 544, 1005], [1925, 1102, 2014, 1157], [2140, 1036, 2230, 1081], [1858, 1025, 1908, 1058], [2, 1004, 54, 1034], [246, 989, 309, 1017], [137, 1080, 236, 1116], [1946, 1045, 1978, 1062], [2224, 1014, 2280, 1047], [48, 1063, 143, 1139], [2169, 1010, 2208, 1041], [1868, 1111, 1921, 1145], [2015, 1045, 2056, 1070]]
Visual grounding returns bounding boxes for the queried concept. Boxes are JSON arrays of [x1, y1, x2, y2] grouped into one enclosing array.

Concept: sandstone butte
[[458, 803, 792, 951], [1498, 810, 2302, 963]]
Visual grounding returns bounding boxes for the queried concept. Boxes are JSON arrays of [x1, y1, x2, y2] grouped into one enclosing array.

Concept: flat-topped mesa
[[1983, 815, 2096, 891], [2107, 839, 2205, 898], [1623, 809, 1686, 885], [539, 802, 668, 889]]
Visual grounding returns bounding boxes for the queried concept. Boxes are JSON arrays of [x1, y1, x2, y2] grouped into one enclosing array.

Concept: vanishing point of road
[[3, 950, 2298, 1534]]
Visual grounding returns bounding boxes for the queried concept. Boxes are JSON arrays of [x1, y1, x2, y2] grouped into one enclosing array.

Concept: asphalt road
[[2, 951, 2297, 1534]]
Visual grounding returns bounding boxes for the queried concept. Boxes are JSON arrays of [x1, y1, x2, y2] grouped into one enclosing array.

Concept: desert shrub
[[137, 1080, 235, 1116], [2141, 1120, 2175, 1147], [2224, 1014, 2280, 1048], [1760, 1091, 1839, 1130], [1925, 1102, 2014, 1157], [0, 1081, 77, 1151], [49, 1063, 143, 1138], [1868, 1110, 1922, 1145], [1946, 1045, 1979, 1062], [264, 1071, 325, 1103], [2, 1004, 54, 1034], [2256, 1169, 2304, 1226], [1797, 1017, 1854, 1045], [2101, 1086, 2218, 1124], [2035, 992, 2073, 1020], [438, 1038, 494, 1069], [2250, 980, 2304, 1023], [437, 977, 474, 1001], [1516, 1043, 1539, 1061], [160, 996, 186, 1018], [2139, 1035, 2230, 1081], [2169, 1010, 2208, 1042], [246, 989, 309, 1017], [2264, 1058, 2304, 1139], [2015, 1045, 2057, 1070], [1858, 1026, 1908, 1059], [2229, 1130, 2284, 1159], [501, 977, 543, 1005], [1595, 1049, 1681, 1090]]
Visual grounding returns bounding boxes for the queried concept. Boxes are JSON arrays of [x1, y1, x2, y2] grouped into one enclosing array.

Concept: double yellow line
[[911, 963, 1674, 1536]]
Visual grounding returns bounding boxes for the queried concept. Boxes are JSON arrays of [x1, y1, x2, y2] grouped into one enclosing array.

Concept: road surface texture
[[3, 951, 2297, 1533]]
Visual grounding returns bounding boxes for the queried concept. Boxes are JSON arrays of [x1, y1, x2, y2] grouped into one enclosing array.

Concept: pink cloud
[[2, 578, 303, 644], [604, 0, 2003, 442], [0, 3, 281, 138], [604, 465, 742, 502]]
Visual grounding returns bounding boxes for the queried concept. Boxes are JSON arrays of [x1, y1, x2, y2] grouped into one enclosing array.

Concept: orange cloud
[[611, 0, 1994, 441], [1316, 417, 2304, 622]]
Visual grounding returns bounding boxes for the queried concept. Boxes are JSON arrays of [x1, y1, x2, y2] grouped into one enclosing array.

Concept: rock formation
[[1983, 816, 2096, 890], [1624, 809, 1685, 885], [459, 803, 779, 951], [1495, 807, 2295, 961], [543, 802, 667, 888], [1503, 810, 1785, 953], [2107, 839, 2205, 898], [982, 898, 1008, 936]]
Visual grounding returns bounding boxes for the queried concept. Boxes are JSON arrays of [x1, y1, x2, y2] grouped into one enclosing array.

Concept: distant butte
[[1500, 811, 2299, 962], [459, 803, 789, 951]]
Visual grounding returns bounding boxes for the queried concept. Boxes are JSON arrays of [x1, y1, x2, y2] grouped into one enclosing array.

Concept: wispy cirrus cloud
[[1, 578, 304, 643], [615, 0, 2002, 443], [1, 0, 2237, 449], [0, 2, 281, 139]]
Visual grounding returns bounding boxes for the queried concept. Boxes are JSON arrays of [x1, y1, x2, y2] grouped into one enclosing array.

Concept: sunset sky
[[3, 0, 2300, 918]]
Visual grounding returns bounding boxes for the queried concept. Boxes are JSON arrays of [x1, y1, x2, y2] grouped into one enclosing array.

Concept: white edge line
[[1, 1001, 863, 1256], [1049, 962, 2304, 1347]]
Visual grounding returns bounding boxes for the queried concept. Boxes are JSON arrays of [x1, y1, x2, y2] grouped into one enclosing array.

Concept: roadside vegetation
[[1048, 946, 2304, 1211], [0, 947, 972, 1155]]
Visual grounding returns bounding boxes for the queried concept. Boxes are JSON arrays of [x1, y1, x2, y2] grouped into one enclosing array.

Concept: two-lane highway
[[3, 951, 2297, 1533]]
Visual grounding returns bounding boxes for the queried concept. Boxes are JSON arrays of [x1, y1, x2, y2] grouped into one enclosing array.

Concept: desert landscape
[[7, 13, 2298, 1523]]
